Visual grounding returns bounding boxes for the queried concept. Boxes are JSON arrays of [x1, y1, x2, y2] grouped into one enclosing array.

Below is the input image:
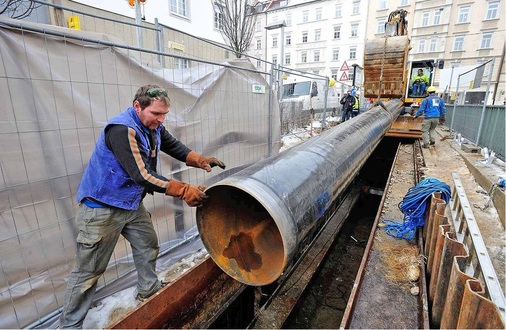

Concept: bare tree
[[0, 0, 40, 19], [213, 0, 255, 58]]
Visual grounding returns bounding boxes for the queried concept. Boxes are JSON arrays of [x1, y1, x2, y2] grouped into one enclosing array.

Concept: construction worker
[[59, 85, 226, 328], [351, 92, 360, 118], [411, 69, 429, 96], [413, 86, 446, 148], [340, 90, 355, 122]]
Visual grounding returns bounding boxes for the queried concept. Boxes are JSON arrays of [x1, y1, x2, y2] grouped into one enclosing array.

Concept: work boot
[[422, 144, 429, 149], [135, 280, 170, 302], [430, 141, 435, 145]]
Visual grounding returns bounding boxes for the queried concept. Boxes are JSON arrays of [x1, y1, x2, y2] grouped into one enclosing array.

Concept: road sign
[[340, 60, 349, 71], [340, 71, 348, 81]]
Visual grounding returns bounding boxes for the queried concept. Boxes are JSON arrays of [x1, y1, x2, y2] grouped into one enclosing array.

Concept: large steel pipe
[[197, 100, 403, 286]]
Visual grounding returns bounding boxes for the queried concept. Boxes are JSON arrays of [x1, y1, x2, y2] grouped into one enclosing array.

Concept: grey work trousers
[[421, 117, 439, 146], [59, 203, 160, 328]]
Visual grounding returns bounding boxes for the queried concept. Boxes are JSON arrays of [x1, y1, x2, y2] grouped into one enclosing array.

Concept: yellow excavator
[[363, 9, 431, 138]]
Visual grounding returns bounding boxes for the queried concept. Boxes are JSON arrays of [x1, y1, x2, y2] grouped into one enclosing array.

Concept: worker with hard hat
[[413, 86, 446, 148]]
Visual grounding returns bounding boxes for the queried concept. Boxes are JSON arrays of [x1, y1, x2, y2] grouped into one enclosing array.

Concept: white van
[[279, 78, 342, 132]]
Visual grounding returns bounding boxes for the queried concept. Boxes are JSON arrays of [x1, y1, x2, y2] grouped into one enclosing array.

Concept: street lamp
[[265, 20, 286, 101]]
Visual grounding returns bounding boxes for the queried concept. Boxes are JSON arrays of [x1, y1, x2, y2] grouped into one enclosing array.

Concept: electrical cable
[[380, 177, 451, 240]]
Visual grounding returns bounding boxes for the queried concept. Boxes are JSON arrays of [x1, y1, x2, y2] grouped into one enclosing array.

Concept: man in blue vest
[[413, 86, 446, 148], [59, 85, 226, 328]]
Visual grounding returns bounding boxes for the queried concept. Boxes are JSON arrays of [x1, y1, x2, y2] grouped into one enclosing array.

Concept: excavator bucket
[[363, 35, 411, 99]]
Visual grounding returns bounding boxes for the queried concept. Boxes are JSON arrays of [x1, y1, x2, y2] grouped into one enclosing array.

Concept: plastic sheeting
[[0, 17, 280, 328]]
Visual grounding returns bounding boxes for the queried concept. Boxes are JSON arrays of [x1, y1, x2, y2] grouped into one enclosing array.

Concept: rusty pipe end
[[196, 185, 287, 286]]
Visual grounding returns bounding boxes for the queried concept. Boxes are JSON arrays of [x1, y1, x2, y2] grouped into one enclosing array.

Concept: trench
[[208, 137, 408, 329]]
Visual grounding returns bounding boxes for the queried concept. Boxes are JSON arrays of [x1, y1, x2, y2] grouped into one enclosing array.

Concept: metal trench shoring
[[197, 100, 404, 286]]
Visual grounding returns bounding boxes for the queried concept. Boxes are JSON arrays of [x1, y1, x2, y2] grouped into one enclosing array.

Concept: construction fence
[[446, 105, 505, 160], [0, 14, 281, 328]]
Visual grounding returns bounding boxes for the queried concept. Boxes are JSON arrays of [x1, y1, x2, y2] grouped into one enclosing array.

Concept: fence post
[[268, 67, 274, 156], [476, 58, 495, 146], [450, 75, 461, 135]]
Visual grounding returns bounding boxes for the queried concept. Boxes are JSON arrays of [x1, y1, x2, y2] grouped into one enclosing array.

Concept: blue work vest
[[77, 107, 162, 210]]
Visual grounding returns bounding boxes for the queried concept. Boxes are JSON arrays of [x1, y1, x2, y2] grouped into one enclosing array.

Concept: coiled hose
[[381, 177, 451, 240]]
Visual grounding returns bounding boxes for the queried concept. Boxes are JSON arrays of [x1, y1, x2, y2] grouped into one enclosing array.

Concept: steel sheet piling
[[197, 100, 403, 286]]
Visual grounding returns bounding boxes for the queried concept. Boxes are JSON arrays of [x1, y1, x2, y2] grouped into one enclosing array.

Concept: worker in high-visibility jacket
[[411, 69, 429, 96], [351, 92, 360, 118]]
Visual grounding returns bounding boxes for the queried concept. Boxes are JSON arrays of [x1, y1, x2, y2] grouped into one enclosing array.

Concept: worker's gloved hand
[[186, 150, 226, 172], [439, 115, 446, 125], [166, 179, 208, 207], [412, 115, 418, 120]]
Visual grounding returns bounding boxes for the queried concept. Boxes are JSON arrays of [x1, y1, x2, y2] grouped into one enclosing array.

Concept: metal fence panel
[[447, 105, 505, 160], [0, 16, 278, 328]]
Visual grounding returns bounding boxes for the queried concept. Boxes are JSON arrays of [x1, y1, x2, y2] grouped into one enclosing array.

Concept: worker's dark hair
[[133, 84, 171, 109]]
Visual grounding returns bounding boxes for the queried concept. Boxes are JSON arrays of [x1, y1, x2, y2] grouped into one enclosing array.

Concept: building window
[[174, 58, 189, 69], [429, 38, 437, 52], [256, 59, 262, 67], [315, 29, 321, 41], [486, 1, 499, 19], [302, 10, 309, 23], [302, 31, 308, 43], [286, 13, 292, 26], [286, 35, 291, 45], [285, 53, 291, 65], [457, 6, 470, 23], [170, 0, 187, 16], [400, 0, 408, 5], [378, 0, 387, 10], [349, 47, 356, 59], [314, 50, 320, 62], [272, 56, 277, 65], [214, 5, 223, 30], [334, 26, 341, 39], [273, 37, 278, 48], [255, 21, 261, 32], [331, 70, 338, 81], [377, 19, 386, 34], [433, 9, 441, 25], [422, 11, 429, 27], [316, 7, 322, 20], [351, 23, 358, 37], [335, 3, 342, 17], [480, 32, 492, 49], [418, 39, 425, 53], [453, 35, 464, 51], [301, 52, 307, 63], [352, 1, 360, 15], [332, 49, 339, 60], [256, 39, 261, 50], [349, 72, 354, 82]]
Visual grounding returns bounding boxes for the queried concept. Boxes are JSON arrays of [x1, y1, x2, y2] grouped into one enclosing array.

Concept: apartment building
[[251, 0, 369, 87], [252, 0, 505, 104]]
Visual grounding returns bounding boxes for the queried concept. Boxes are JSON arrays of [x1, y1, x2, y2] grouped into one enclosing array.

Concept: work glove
[[166, 179, 208, 207], [186, 150, 226, 172], [439, 115, 446, 125], [412, 115, 418, 120]]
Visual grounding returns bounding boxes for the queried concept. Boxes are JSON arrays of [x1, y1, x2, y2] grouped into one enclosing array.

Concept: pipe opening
[[197, 185, 285, 286]]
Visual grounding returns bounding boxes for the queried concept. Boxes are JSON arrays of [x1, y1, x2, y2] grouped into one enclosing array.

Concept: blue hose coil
[[381, 177, 451, 240]]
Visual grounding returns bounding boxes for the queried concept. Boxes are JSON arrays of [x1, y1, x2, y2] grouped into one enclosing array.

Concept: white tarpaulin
[[0, 17, 280, 328]]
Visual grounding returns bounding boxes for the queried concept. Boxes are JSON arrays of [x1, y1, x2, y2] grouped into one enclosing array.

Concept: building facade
[[252, 0, 505, 104]]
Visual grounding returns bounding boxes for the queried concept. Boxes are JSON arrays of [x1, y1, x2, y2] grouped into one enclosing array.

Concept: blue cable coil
[[381, 177, 451, 240]]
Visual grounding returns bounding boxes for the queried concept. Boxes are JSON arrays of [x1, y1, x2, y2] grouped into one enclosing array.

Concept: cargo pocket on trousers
[[76, 232, 102, 273]]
